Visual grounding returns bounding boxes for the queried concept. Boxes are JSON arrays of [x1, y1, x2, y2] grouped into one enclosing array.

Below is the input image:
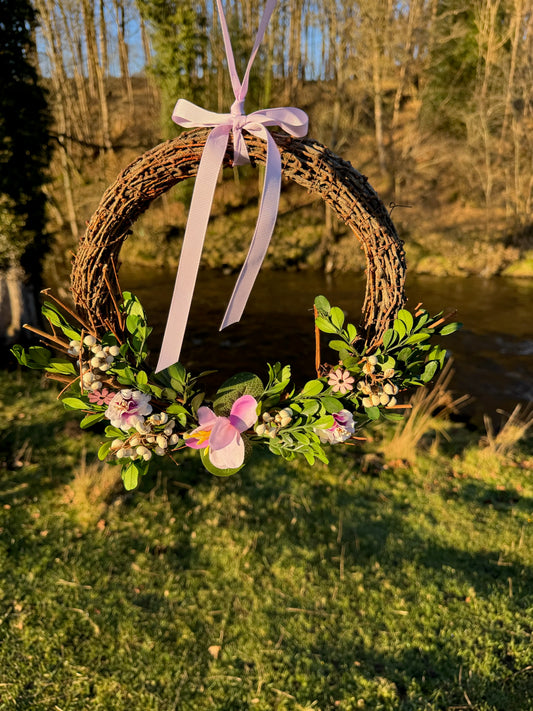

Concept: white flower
[[105, 389, 152, 431], [315, 410, 355, 444]]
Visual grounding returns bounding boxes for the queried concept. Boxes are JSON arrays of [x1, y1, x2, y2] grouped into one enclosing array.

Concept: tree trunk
[[0, 265, 38, 343], [81, 0, 99, 99], [113, 0, 134, 109]]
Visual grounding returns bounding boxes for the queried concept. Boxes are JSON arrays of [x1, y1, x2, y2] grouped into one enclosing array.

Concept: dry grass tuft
[[62, 455, 121, 530], [380, 359, 470, 465], [481, 404, 533, 458]]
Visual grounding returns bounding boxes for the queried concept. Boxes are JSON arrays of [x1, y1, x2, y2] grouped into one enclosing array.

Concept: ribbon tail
[[220, 129, 281, 330], [155, 126, 230, 373]]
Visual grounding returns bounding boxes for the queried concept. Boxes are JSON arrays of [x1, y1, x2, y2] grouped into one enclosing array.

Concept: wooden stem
[[314, 304, 321, 378]]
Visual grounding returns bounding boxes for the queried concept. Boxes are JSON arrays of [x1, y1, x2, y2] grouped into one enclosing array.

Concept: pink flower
[[105, 389, 152, 431], [185, 395, 258, 469], [315, 409, 355, 444], [88, 388, 115, 406], [327, 368, 355, 394]]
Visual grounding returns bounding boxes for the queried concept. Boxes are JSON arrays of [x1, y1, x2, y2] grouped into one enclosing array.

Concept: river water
[[119, 266, 532, 423]]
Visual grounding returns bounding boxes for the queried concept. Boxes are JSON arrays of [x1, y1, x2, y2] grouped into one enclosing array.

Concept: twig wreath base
[[13, 130, 460, 488]]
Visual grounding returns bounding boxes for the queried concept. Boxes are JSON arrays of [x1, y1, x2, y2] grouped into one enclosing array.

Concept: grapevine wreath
[[13, 128, 460, 488], [13, 0, 460, 488]]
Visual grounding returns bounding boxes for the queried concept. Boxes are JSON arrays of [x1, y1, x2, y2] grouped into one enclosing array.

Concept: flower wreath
[[13, 130, 460, 489]]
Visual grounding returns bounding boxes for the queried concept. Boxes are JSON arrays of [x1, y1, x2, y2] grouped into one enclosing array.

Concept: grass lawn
[[1, 372, 532, 710]]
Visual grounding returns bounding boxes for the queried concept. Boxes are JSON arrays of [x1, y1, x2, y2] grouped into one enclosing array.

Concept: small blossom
[[105, 389, 152, 431], [88, 387, 115, 405], [315, 410, 355, 444], [328, 368, 355, 394]]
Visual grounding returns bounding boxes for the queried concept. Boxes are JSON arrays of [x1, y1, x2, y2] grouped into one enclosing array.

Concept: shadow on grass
[[2, 423, 533, 708]]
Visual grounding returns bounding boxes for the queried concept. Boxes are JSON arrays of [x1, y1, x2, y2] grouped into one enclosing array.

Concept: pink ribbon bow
[[155, 0, 308, 372]]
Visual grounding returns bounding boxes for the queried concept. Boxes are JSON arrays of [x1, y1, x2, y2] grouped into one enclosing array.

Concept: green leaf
[[421, 361, 439, 382], [80, 412, 105, 429], [136, 370, 148, 386], [45, 359, 77, 376], [315, 316, 338, 334], [122, 462, 140, 490], [190, 392, 205, 416], [105, 425, 123, 438], [313, 446, 329, 465], [300, 379, 324, 397], [397, 309, 414, 332], [397, 348, 412, 362], [341, 356, 359, 370], [166, 362, 187, 383], [27, 346, 52, 367], [346, 323, 358, 342], [322, 396, 344, 413], [382, 412, 404, 422], [199, 447, 244, 477], [393, 318, 407, 339], [11, 345, 28, 366], [121, 291, 145, 317], [330, 306, 345, 330], [213, 372, 263, 415], [440, 322, 462, 336], [380, 356, 396, 370], [382, 329, 396, 350], [314, 295, 330, 314], [303, 450, 315, 465], [62, 397, 89, 410], [41, 303, 80, 340], [404, 332, 431, 345], [300, 399, 320, 416], [97, 441, 112, 460], [328, 339, 349, 352], [313, 415, 335, 429], [166, 403, 188, 415], [365, 406, 380, 421]]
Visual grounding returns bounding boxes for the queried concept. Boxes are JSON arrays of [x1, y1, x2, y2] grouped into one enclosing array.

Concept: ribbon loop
[[155, 0, 308, 373]]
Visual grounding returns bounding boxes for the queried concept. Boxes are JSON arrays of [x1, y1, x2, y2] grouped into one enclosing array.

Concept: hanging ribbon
[[155, 0, 308, 373]]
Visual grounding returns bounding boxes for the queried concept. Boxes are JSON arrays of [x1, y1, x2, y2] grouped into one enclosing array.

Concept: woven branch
[[71, 127, 406, 350]]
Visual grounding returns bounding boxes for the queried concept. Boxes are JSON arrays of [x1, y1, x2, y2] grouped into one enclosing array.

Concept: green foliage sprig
[[12, 292, 461, 490]]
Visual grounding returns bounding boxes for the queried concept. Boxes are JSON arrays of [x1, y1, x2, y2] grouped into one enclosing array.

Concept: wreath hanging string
[[12, 0, 460, 487]]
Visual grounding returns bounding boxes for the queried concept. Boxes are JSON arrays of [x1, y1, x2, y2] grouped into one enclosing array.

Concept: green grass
[[1, 372, 532, 710]]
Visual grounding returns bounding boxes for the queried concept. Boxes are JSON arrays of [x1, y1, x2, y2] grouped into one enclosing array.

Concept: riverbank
[[46, 173, 533, 280], [1, 370, 532, 709]]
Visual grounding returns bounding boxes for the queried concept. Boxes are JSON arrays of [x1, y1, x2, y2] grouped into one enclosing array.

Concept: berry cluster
[[110, 412, 180, 461], [68, 335, 121, 392], [255, 407, 293, 438], [356, 356, 399, 408]]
